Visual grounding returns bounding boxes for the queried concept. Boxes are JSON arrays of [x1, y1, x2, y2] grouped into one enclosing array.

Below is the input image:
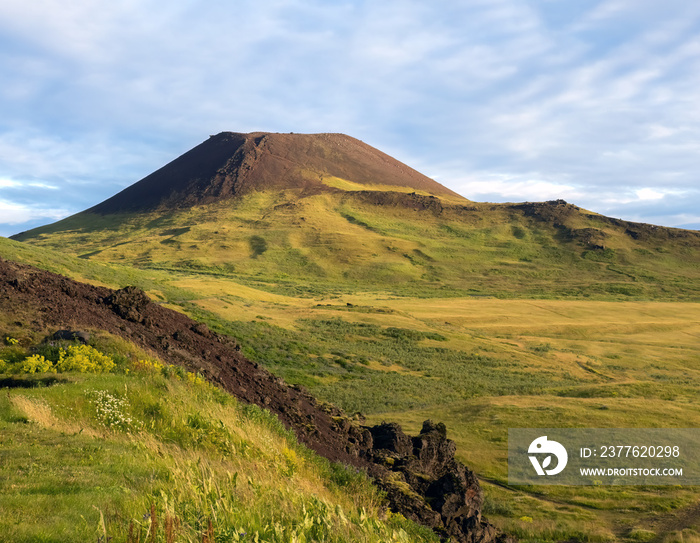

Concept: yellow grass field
[[169, 277, 700, 541]]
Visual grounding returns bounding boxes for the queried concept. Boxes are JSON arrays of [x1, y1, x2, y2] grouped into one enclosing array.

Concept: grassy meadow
[[0, 330, 436, 543], [5, 184, 700, 542], [179, 291, 700, 540]]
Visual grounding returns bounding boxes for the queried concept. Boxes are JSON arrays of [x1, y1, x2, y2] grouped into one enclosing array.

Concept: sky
[[1, 0, 700, 237]]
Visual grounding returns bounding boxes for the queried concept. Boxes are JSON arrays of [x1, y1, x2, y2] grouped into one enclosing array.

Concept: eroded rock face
[[414, 420, 454, 474], [369, 422, 414, 456], [364, 420, 507, 543]]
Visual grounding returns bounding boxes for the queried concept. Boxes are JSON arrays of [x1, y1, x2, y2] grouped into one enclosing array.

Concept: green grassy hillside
[[181, 295, 700, 541], [12, 189, 700, 300], [0, 331, 436, 543]]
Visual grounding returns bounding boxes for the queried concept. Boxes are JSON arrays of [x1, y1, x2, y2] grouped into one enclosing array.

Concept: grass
[[177, 296, 700, 542], [11, 189, 700, 300], [0, 335, 438, 543], [5, 186, 700, 541]]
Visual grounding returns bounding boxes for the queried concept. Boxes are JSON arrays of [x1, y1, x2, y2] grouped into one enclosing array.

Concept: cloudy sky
[[1, 0, 700, 237]]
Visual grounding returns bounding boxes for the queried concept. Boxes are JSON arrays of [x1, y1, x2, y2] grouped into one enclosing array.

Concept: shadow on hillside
[[0, 376, 67, 388]]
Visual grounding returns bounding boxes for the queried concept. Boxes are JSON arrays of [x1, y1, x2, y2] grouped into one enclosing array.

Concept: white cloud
[[442, 171, 586, 203], [0, 199, 70, 225], [0, 179, 58, 190], [646, 124, 678, 140], [635, 188, 665, 201]]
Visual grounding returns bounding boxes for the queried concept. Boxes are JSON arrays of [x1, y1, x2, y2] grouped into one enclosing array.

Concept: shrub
[[19, 354, 53, 373], [186, 371, 205, 386], [56, 345, 116, 373], [3, 345, 119, 375], [130, 359, 165, 373], [629, 528, 656, 542], [130, 358, 206, 387], [249, 236, 268, 258], [0, 346, 26, 365], [161, 364, 187, 380]]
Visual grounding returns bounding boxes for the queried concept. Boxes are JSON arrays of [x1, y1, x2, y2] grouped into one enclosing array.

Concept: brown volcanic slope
[[88, 132, 465, 214]]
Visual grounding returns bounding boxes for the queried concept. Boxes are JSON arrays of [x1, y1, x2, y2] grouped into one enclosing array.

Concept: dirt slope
[[0, 256, 509, 543], [83, 132, 464, 214]]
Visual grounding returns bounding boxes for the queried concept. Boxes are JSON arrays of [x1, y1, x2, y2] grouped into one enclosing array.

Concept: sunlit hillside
[[0, 330, 435, 542], [13, 188, 700, 300]]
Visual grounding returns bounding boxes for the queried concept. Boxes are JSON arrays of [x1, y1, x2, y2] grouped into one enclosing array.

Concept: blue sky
[[1, 0, 700, 237]]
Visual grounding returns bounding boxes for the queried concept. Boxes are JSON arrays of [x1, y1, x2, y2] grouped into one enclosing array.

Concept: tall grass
[[0, 369, 438, 542]]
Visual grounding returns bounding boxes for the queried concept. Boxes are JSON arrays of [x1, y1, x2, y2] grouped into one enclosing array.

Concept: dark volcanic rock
[[76, 132, 464, 215], [369, 421, 414, 456], [414, 420, 455, 474], [0, 256, 511, 543], [365, 419, 511, 543], [511, 199, 577, 228], [106, 286, 152, 323], [51, 329, 90, 344]]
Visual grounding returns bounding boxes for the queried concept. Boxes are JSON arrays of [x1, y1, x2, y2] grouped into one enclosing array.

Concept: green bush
[[56, 345, 116, 373], [19, 354, 53, 373], [1, 344, 116, 374]]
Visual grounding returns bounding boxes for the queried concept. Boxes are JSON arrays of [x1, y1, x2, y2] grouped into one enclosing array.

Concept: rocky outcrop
[[511, 199, 578, 229], [365, 420, 509, 543], [351, 190, 446, 215], [107, 286, 153, 323], [51, 329, 90, 344]]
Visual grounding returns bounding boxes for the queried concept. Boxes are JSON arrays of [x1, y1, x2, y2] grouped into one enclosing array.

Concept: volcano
[[87, 132, 465, 214]]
